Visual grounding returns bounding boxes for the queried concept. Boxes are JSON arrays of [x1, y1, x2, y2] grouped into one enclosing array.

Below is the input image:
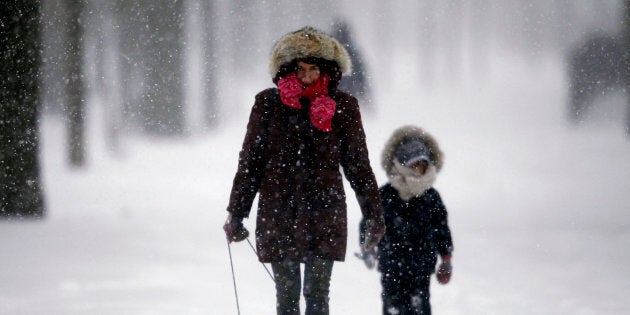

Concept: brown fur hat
[[381, 125, 444, 176], [269, 27, 352, 78]]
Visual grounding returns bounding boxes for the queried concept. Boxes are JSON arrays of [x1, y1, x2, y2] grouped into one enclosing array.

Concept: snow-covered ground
[[2, 52, 630, 315]]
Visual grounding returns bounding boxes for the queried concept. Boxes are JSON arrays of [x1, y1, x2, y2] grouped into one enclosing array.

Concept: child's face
[[409, 160, 429, 175]]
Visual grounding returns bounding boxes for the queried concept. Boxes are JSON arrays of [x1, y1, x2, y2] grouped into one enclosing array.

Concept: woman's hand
[[223, 214, 249, 243], [362, 218, 385, 252]]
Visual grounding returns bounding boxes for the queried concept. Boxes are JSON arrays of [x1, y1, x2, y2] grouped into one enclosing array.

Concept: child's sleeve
[[431, 190, 454, 256]]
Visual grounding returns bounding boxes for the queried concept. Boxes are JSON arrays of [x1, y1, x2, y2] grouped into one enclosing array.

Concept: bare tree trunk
[[115, 0, 145, 133], [625, 0, 630, 136], [333, 18, 372, 108], [66, 0, 86, 166], [201, 0, 219, 128], [0, 0, 45, 218], [140, 0, 185, 136], [418, 0, 437, 88], [101, 2, 123, 153], [40, 0, 68, 114]]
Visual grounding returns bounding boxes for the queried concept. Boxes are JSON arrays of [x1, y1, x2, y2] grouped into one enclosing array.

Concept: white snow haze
[[2, 1, 629, 314]]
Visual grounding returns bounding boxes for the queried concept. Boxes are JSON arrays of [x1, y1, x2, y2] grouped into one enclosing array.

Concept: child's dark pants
[[381, 269, 431, 315]]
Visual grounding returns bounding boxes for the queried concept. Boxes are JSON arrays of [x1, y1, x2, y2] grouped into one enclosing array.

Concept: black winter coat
[[362, 184, 453, 275]]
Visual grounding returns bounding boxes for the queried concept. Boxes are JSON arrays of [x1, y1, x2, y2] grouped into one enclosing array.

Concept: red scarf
[[278, 73, 336, 132]]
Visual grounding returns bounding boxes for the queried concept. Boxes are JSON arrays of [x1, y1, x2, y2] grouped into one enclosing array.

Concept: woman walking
[[223, 27, 385, 315]]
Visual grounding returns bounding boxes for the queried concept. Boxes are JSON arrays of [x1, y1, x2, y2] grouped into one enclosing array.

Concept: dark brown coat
[[227, 88, 383, 263]]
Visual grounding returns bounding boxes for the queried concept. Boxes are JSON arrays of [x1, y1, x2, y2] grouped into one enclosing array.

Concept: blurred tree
[[465, 0, 490, 83], [566, 1, 629, 137], [625, 0, 630, 136], [115, 0, 145, 133], [65, 0, 86, 166], [140, 0, 185, 135], [201, 0, 219, 128], [226, 0, 256, 78], [97, 1, 123, 153], [374, 1, 394, 87], [417, 1, 437, 87], [40, 0, 69, 115], [0, 0, 46, 217], [332, 17, 372, 108], [114, 0, 185, 136], [440, 0, 464, 87]]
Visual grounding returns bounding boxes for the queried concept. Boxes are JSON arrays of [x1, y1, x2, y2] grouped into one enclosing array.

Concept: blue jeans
[[271, 258, 334, 315]]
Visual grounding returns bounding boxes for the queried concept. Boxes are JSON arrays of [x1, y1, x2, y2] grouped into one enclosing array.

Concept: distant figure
[[568, 34, 629, 134], [223, 27, 385, 315], [359, 125, 454, 315], [331, 18, 372, 107]]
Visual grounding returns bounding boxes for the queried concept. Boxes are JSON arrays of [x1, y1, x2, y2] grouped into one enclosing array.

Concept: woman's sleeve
[[226, 91, 271, 219], [339, 97, 384, 222]]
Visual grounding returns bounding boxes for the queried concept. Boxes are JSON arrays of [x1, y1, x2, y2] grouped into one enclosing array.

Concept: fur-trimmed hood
[[381, 125, 444, 176], [269, 27, 352, 78]]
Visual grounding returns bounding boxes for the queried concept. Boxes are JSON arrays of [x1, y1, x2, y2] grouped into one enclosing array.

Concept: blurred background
[[1, 1, 629, 314], [3, 0, 628, 218]]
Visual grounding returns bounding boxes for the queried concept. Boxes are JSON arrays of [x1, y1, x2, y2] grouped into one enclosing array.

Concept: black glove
[[223, 214, 249, 243]]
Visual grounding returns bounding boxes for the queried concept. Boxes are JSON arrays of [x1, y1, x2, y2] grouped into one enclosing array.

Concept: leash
[[246, 238, 275, 282], [226, 240, 241, 315], [226, 237, 277, 315]]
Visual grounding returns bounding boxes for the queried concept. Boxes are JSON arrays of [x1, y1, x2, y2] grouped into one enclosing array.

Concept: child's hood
[[381, 125, 444, 176]]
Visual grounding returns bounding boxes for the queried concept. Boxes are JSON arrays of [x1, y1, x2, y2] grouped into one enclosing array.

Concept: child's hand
[[354, 247, 377, 269], [436, 255, 452, 284]]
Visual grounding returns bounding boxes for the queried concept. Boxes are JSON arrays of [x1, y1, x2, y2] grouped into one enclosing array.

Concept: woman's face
[[296, 61, 320, 86]]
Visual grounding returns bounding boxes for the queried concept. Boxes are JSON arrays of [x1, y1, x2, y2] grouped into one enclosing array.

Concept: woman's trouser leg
[[272, 261, 301, 315], [303, 258, 334, 315]]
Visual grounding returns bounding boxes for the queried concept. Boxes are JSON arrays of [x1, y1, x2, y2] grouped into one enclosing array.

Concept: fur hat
[[382, 125, 444, 176], [395, 138, 431, 167], [269, 27, 352, 78]]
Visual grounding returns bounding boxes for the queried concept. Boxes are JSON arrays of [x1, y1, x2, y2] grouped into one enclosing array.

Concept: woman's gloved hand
[[362, 218, 385, 252], [223, 214, 249, 243]]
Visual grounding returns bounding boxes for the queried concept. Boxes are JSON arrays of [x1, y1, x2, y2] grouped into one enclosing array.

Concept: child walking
[[359, 125, 454, 315]]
